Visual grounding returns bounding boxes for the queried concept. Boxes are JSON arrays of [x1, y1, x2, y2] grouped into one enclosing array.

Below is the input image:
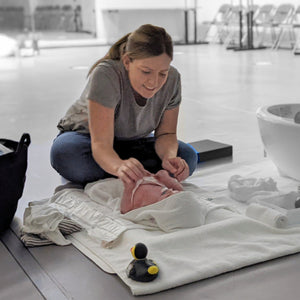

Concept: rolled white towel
[[246, 203, 288, 228]]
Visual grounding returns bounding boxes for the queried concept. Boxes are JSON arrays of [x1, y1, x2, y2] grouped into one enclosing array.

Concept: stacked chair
[[252, 4, 276, 47], [293, 6, 300, 54], [205, 2, 300, 54], [224, 4, 260, 48], [255, 4, 295, 48], [208, 4, 233, 44], [270, 5, 300, 53]]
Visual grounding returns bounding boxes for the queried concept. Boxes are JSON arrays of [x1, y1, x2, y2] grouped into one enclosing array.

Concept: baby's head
[[121, 170, 183, 214]]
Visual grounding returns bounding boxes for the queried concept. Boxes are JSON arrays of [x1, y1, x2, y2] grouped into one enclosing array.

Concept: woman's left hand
[[162, 157, 189, 182]]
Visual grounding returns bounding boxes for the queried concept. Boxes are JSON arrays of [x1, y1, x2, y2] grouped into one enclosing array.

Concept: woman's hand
[[116, 158, 150, 184], [162, 157, 189, 182]]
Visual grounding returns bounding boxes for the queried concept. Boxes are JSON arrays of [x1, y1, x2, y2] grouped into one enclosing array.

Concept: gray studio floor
[[1, 43, 300, 299]]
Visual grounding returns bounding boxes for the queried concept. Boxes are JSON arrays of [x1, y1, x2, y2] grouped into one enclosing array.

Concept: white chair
[[272, 4, 297, 49], [292, 6, 300, 54], [253, 4, 276, 47], [224, 5, 246, 47], [207, 4, 233, 44], [224, 4, 260, 48], [256, 4, 294, 48]]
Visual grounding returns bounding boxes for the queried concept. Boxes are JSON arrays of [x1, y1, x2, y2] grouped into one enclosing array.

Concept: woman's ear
[[122, 54, 130, 71]]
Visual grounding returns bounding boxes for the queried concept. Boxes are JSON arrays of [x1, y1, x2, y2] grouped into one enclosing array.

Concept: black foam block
[[188, 139, 233, 163]]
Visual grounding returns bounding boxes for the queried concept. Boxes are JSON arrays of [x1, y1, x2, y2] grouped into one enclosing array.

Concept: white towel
[[22, 185, 149, 248], [246, 203, 288, 228], [21, 159, 300, 296], [21, 218, 82, 247], [249, 191, 298, 210], [228, 175, 278, 202], [22, 205, 71, 246], [123, 191, 208, 231], [123, 191, 232, 232]]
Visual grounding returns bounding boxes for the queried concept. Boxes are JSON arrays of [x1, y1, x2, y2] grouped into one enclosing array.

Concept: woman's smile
[[123, 53, 171, 99]]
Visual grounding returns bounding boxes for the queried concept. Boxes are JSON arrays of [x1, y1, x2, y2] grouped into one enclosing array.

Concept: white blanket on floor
[[22, 179, 229, 249], [22, 159, 300, 296], [69, 159, 300, 296]]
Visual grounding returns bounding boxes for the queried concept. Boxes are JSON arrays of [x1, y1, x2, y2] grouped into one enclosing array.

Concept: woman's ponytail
[[87, 33, 130, 76], [88, 24, 173, 77]]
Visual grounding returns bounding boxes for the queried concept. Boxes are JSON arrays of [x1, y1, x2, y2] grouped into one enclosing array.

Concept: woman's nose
[[147, 73, 159, 87]]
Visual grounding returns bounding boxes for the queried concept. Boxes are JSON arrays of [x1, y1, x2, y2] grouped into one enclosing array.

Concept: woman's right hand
[[116, 158, 149, 184]]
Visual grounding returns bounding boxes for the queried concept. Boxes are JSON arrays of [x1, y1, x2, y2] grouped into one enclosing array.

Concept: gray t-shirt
[[57, 59, 181, 140]]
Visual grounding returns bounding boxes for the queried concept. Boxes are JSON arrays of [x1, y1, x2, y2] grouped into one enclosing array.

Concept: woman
[[50, 24, 197, 185]]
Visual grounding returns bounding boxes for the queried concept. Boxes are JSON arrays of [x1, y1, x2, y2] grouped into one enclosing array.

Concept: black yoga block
[[188, 139, 233, 163]]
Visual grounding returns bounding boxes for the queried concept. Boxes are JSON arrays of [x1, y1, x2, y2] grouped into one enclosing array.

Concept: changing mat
[[22, 159, 300, 296]]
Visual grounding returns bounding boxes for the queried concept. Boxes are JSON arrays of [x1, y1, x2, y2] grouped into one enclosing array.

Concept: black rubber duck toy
[[126, 242, 159, 282]]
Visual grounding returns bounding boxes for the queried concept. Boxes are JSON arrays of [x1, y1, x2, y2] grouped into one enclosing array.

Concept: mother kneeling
[[51, 24, 197, 185]]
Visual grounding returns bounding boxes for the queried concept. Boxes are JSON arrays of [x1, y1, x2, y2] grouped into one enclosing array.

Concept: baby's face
[[132, 170, 183, 209], [133, 181, 179, 207], [121, 169, 184, 213]]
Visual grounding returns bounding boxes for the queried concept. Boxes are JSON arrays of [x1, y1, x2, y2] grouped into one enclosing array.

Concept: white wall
[[94, 0, 300, 43], [2, 0, 299, 41], [94, 0, 196, 42], [97, 0, 195, 9]]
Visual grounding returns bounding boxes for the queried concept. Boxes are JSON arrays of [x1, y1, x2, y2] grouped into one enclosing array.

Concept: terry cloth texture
[[21, 218, 82, 247], [246, 203, 288, 228], [21, 159, 300, 295]]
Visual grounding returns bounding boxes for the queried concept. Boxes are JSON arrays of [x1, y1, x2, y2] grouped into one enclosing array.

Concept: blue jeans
[[50, 131, 198, 184]]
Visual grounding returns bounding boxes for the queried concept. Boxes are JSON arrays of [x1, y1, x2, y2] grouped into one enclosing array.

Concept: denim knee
[[50, 132, 106, 184], [177, 141, 198, 176]]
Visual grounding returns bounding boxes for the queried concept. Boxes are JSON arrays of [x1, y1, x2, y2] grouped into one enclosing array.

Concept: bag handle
[[16, 133, 31, 153]]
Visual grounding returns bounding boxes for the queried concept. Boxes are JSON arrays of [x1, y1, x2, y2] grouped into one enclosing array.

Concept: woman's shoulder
[[88, 59, 126, 90], [93, 59, 124, 76], [168, 65, 181, 81], [163, 65, 180, 90], [169, 64, 180, 74]]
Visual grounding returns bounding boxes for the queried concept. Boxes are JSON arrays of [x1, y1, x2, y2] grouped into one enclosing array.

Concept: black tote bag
[[0, 133, 31, 233]]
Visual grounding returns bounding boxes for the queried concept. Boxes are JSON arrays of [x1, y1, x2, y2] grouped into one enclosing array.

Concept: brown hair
[[88, 24, 173, 76]]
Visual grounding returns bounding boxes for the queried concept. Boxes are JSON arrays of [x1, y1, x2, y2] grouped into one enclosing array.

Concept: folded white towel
[[228, 175, 278, 202], [21, 218, 82, 247], [22, 205, 71, 246], [249, 191, 298, 210], [246, 203, 288, 228]]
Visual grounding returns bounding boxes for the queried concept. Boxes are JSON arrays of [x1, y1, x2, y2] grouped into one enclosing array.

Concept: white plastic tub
[[256, 104, 300, 181]]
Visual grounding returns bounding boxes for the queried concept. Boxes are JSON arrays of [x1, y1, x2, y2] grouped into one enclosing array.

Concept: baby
[[121, 170, 184, 214]]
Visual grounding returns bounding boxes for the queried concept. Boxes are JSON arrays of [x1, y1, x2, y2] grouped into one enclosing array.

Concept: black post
[[230, 1, 266, 51], [184, 9, 189, 44], [194, 8, 197, 43], [239, 9, 243, 48]]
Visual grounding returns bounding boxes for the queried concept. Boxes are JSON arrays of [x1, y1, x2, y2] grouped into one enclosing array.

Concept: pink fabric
[[121, 170, 183, 214]]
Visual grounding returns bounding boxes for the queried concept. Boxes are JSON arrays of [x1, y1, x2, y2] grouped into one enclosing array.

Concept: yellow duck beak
[[131, 245, 137, 259]]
